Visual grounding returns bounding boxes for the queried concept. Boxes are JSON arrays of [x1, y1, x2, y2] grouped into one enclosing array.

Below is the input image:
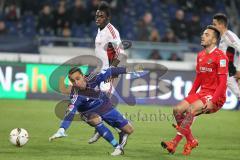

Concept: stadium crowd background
[[0, 0, 239, 60]]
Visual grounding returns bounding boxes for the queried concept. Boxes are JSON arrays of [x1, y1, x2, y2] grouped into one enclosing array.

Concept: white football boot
[[49, 128, 67, 141], [111, 145, 124, 156]]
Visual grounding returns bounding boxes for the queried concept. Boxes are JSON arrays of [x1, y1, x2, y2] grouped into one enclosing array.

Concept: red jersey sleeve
[[188, 54, 201, 95], [217, 54, 228, 75], [196, 54, 200, 73], [188, 73, 201, 95], [212, 74, 227, 104], [211, 53, 228, 103]]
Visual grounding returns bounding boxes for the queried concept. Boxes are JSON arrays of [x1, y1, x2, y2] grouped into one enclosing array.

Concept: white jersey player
[[213, 13, 240, 108], [89, 1, 129, 152], [95, 6, 125, 92], [95, 23, 124, 70], [95, 22, 125, 91]]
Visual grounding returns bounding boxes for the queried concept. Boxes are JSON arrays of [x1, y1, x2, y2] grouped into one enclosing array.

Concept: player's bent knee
[[88, 115, 102, 126], [173, 106, 183, 114], [186, 106, 199, 115], [121, 123, 134, 135], [126, 125, 134, 135]]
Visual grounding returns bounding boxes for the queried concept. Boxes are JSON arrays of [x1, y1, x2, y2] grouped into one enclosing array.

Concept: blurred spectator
[[4, 1, 21, 21], [87, 0, 101, 24], [0, 0, 231, 43], [148, 50, 162, 60], [168, 53, 182, 61], [54, 27, 73, 46], [177, 0, 194, 12], [53, 2, 71, 36], [149, 28, 160, 42], [59, 0, 67, 7], [187, 14, 201, 43], [70, 0, 88, 25], [37, 3, 54, 35], [170, 9, 188, 41], [20, 0, 40, 15], [161, 29, 178, 43], [0, 0, 4, 14], [0, 20, 8, 35], [194, 0, 215, 13], [137, 12, 154, 41]]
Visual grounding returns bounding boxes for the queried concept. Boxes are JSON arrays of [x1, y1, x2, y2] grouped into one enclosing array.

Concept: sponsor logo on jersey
[[207, 59, 212, 64], [200, 67, 213, 72], [220, 59, 226, 67]]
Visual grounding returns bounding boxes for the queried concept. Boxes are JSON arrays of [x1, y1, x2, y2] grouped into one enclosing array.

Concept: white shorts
[[227, 76, 240, 98], [100, 81, 114, 93]]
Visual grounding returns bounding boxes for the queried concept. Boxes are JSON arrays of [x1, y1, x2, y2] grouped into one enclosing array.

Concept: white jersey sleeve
[[108, 25, 126, 57], [222, 30, 240, 71]]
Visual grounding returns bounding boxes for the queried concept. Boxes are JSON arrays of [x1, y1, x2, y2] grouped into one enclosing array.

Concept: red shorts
[[184, 93, 226, 113]]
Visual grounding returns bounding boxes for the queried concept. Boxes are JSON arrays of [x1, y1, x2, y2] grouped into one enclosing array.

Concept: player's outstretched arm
[[49, 104, 78, 141], [97, 67, 127, 83]]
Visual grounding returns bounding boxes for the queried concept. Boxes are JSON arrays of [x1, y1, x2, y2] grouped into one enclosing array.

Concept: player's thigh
[[235, 71, 240, 79], [227, 76, 240, 97], [102, 109, 129, 130], [87, 113, 102, 126], [187, 100, 205, 116], [173, 100, 190, 114], [205, 97, 225, 114], [120, 122, 134, 135]]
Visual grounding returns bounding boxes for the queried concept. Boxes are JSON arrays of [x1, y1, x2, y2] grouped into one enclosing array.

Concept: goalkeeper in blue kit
[[49, 66, 134, 156]]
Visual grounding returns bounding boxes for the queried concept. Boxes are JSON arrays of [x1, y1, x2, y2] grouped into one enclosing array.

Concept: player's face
[[95, 10, 108, 29], [212, 19, 222, 32], [69, 72, 87, 89], [201, 29, 216, 47]]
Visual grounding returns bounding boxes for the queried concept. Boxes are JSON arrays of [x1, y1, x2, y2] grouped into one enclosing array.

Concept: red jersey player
[[161, 25, 228, 155]]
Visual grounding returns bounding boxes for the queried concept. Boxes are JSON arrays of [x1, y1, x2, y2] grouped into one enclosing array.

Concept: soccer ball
[[9, 128, 29, 147]]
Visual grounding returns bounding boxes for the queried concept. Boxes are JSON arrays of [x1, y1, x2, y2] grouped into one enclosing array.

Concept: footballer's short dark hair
[[213, 13, 228, 27], [68, 67, 83, 78], [98, 1, 111, 17], [206, 25, 220, 41]]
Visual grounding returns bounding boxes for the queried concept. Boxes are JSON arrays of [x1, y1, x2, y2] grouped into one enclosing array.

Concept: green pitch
[[0, 99, 240, 160]]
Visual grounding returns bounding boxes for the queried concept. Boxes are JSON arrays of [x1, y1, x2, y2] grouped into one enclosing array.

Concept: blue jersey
[[70, 67, 126, 113], [60, 67, 127, 130]]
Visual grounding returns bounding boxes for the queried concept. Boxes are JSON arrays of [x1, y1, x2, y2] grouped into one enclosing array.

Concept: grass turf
[[0, 99, 240, 160]]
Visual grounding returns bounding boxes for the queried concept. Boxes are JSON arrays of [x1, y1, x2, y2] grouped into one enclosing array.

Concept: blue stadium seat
[[23, 27, 36, 37], [167, 4, 179, 19], [154, 17, 167, 35], [71, 24, 85, 38], [200, 13, 213, 28], [5, 21, 19, 35]]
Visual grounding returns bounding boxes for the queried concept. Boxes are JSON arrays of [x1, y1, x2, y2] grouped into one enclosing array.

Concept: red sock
[[186, 129, 194, 142], [175, 113, 185, 126], [180, 112, 194, 142], [172, 133, 183, 144], [172, 113, 185, 144]]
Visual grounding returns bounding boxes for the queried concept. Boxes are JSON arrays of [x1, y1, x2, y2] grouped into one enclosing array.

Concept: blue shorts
[[102, 108, 129, 129]]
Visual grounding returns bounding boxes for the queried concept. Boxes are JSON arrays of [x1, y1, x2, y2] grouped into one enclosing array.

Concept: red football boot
[[161, 140, 177, 154], [182, 139, 199, 155]]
